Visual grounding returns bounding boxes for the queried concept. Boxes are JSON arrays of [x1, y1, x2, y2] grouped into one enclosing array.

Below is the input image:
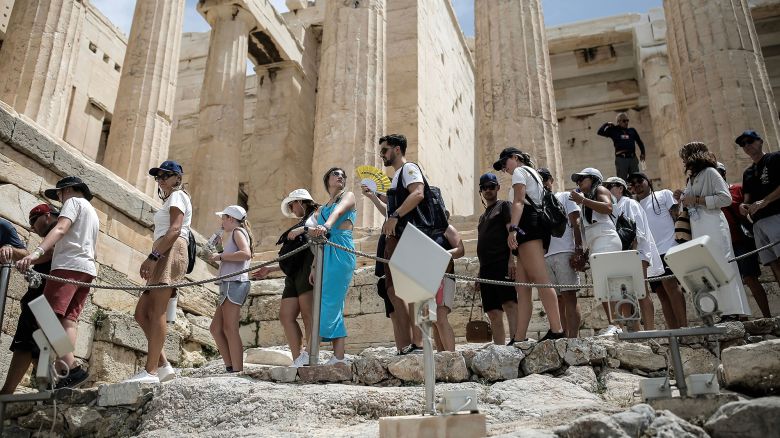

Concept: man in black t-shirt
[[1, 205, 57, 395], [476, 173, 518, 345], [597, 112, 647, 180], [738, 130, 780, 286]]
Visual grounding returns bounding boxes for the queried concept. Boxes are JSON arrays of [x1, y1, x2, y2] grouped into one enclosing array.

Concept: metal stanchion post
[[308, 242, 324, 366], [0, 263, 11, 337], [669, 336, 687, 397], [416, 300, 437, 416]]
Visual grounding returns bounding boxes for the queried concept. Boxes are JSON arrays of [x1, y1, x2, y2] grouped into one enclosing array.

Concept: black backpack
[[522, 168, 568, 238], [391, 163, 449, 236], [276, 215, 312, 276], [186, 230, 196, 274], [613, 212, 637, 250]]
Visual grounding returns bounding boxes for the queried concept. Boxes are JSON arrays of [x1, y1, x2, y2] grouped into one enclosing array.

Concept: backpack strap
[[519, 167, 542, 211]]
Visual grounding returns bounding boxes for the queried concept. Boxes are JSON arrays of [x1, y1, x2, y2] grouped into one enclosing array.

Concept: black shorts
[[10, 286, 45, 356], [734, 240, 761, 279], [479, 268, 518, 312], [376, 277, 394, 317], [512, 207, 548, 254], [282, 250, 314, 299], [649, 255, 675, 292]]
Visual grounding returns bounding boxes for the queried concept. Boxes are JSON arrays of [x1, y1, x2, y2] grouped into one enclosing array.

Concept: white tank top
[[217, 227, 250, 282]]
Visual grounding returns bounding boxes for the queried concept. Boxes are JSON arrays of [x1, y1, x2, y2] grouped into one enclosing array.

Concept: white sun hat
[[215, 205, 247, 220], [281, 189, 315, 218]]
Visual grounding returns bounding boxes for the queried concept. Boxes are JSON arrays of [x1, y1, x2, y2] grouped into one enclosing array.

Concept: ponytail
[[239, 218, 255, 251]]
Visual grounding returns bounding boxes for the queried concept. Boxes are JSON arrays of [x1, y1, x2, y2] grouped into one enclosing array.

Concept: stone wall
[[0, 102, 220, 385]]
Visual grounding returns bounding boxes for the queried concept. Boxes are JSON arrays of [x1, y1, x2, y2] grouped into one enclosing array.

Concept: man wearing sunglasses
[[597, 112, 647, 180], [476, 173, 518, 345], [738, 130, 780, 288]]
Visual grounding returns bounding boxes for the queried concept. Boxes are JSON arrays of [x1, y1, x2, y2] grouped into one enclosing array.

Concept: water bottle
[[205, 230, 223, 256], [166, 296, 177, 324]]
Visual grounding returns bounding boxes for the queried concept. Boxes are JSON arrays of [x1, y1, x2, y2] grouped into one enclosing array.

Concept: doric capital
[[198, 0, 254, 28]]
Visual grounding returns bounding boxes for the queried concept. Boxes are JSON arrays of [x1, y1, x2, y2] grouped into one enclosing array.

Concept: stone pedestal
[[378, 413, 487, 438], [0, 0, 85, 137], [188, 2, 254, 232], [311, 0, 386, 227], [103, 0, 185, 196], [475, 0, 563, 189], [664, 0, 780, 179], [249, 60, 315, 243]]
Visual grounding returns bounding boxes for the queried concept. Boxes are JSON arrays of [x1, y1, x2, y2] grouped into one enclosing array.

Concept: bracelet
[[148, 250, 161, 261], [32, 247, 45, 258], [303, 226, 309, 233]]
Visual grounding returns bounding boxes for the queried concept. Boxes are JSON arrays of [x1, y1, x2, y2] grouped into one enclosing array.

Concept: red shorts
[[43, 269, 94, 321]]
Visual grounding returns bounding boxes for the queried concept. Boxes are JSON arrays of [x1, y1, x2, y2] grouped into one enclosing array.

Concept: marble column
[[188, 2, 253, 232], [0, 0, 84, 137], [103, 0, 185, 197], [312, 0, 386, 228], [249, 60, 315, 243], [640, 46, 686, 189], [664, 0, 780, 178], [475, 0, 563, 188]]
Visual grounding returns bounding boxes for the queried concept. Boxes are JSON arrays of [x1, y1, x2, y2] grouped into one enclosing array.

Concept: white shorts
[[545, 252, 581, 294]]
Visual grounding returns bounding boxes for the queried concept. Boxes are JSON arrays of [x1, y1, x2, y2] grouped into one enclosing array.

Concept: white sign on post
[[389, 224, 452, 304]]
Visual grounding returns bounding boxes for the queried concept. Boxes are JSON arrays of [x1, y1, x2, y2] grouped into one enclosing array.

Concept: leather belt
[[615, 152, 635, 158]]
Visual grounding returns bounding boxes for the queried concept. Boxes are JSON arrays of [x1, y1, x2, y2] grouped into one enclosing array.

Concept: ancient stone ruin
[[1, 0, 780, 436]]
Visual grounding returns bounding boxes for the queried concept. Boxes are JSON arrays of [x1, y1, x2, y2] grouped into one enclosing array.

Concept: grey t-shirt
[[52, 197, 99, 276]]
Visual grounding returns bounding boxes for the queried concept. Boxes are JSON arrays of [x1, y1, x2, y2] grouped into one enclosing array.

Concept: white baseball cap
[[215, 205, 247, 221], [281, 189, 315, 218], [571, 167, 603, 183]]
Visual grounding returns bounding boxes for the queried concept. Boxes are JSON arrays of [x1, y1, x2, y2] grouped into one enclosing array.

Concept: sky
[[92, 0, 663, 39]]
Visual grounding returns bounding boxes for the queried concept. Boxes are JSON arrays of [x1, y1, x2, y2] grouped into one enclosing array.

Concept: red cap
[[29, 204, 52, 225]]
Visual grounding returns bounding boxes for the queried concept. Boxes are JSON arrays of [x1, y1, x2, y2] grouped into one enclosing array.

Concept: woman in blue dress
[[309, 167, 357, 365]]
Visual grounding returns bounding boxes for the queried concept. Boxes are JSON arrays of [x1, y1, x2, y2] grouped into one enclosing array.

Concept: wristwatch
[[148, 250, 161, 261], [509, 225, 520, 232], [390, 211, 400, 219]]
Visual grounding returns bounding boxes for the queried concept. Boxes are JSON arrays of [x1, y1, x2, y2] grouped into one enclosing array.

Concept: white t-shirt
[[508, 166, 543, 206], [153, 190, 192, 241], [638, 189, 678, 255], [391, 162, 424, 189], [52, 197, 99, 276], [546, 192, 580, 257], [615, 196, 664, 276]]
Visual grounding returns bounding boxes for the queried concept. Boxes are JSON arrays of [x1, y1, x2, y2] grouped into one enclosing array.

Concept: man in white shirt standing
[[538, 168, 584, 338], [17, 176, 99, 388]]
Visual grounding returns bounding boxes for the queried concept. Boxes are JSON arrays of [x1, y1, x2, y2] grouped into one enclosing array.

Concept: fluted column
[[475, 0, 563, 186], [0, 0, 85, 137], [312, 0, 386, 227], [249, 60, 315, 243], [664, 0, 780, 177], [103, 0, 185, 196], [640, 46, 686, 189], [189, 2, 253, 232]]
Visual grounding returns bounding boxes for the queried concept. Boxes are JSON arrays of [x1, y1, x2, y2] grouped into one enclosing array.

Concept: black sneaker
[[55, 366, 89, 389], [506, 338, 516, 346], [226, 366, 234, 373], [539, 329, 566, 342]]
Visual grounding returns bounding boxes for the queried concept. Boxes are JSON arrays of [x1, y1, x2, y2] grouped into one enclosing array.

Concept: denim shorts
[[218, 281, 251, 306]]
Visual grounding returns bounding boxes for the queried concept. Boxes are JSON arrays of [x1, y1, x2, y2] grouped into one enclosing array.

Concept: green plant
[[92, 307, 108, 328], [201, 344, 220, 360]]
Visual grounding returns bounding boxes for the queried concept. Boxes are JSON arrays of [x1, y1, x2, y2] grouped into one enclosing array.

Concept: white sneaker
[[292, 351, 310, 368], [158, 363, 176, 382], [598, 325, 623, 337], [325, 356, 350, 366], [123, 369, 160, 384]]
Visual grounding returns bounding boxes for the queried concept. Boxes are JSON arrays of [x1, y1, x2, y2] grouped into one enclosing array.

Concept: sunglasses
[[739, 138, 755, 147], [628, 179, 645, 186], [480, 184, 498, 191], [330, 170, 346, 178], [605, 183, 622, 189], [380, 146, 391, 155], [154, 173, 177, 181], [29, 214, 44, 227]]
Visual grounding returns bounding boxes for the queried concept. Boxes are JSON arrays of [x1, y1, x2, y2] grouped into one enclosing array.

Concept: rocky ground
[[3, 319, 780, 437]]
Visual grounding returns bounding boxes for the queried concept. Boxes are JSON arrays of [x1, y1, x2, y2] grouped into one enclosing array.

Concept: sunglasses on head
[[480, 183, 498, 191], [154, 173, 177, 181]]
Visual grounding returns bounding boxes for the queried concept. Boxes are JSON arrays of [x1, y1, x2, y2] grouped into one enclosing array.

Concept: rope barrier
[[10, 235, 780, 292]]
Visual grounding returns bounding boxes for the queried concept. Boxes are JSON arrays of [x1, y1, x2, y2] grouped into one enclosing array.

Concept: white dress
[[687, 168, 752, 316]]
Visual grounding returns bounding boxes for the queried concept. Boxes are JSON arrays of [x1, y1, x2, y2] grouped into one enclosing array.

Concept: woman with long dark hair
[[493, 147, 564, 341], [678, 142, 751, 319], [309, 168, 357, 364]]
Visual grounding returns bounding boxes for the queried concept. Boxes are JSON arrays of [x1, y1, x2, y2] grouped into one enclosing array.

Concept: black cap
[[148, 160, 184, 177], [735, 130, 762, 146], [479, 173, 499, 186], [627, 172, 650, 183], [492, 147, 523, 171], [44, 176, 93, 201], [537, 167, 552, 181]]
